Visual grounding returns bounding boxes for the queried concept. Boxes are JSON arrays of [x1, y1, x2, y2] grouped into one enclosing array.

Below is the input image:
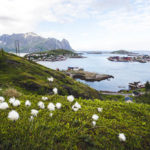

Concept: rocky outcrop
[[63, 70, 114, 82]]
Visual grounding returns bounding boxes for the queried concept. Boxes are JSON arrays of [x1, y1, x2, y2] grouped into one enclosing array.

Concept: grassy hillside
[[0, 50, 100, 99], [0, 92, 150, 150]]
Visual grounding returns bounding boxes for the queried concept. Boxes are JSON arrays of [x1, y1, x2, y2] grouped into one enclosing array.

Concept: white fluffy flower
[[49, 113, 53, 117], [0, 88, 2, 91], [29, 116, 34, 121], [72, 102, 81, 111], [13, 100, 21, 107], [118, 133, 126, 142], [9, 97, 16, 104], [97, 107, 103, 113], [31, 109, 39, 117], [67, 95, 74, 102], [8, 110, 19, 121], [56, 103, 62, 109], [38, 101, 45, 109], [92, 114, 99, 121], [42, 96, 48, 101], [0, 102, 9, 110], [47, 102, 55, 111], [92, 121, 96, 126], [25, 100, 31, 107], [47, 77, 54, 82], [53, 88, 58, 94], [0, 96, 5, 102]]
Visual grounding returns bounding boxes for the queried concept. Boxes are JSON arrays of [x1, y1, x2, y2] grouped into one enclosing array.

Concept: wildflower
[[31, 109, 39, 117], [118, 133, 126, 142], [49, 113, 53, 117], [0, 88, 2, 91], [38, 101, 45, 109], [53, 88, 58, 94], [92, 121, 96, 126], [25, 100, 31, 107], [97, 107, 103, 112], [8, 110, 19, 121], [47, 102, 55, 111], [56, 103, 62, 109], [42, 96, 48, 101], [92, 114, 99, 121], [9, 97, 16, 104], [29, 116, 34, 121], [0, 102, 9, 110], [67, 95, 74, 102], [0, 96, 5, 102], [13, 100, 20, 107], [47, 77, 54, 82], [72, 102, 81, 111]]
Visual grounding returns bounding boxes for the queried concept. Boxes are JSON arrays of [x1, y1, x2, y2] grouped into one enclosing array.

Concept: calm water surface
[[38, 53, 150, 92]]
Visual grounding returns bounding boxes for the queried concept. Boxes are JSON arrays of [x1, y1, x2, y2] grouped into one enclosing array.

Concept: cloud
[[0, 0, 150, 50]]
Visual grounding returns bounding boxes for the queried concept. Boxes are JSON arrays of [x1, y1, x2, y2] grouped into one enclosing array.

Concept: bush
[[2, 88, 22, 98]]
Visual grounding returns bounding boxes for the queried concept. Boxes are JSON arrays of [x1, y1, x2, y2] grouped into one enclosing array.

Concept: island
[[111, 50, 138, 55], [62, 68, 114, 82], [108, 55, 150, 63], [25, 49, 85, 62]]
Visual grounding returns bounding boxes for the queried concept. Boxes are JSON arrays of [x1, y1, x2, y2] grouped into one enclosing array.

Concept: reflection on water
[[38, 53, 150, 92]]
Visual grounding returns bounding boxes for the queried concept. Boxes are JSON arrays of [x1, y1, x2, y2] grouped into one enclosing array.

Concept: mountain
[[0, 32, 73, 53]]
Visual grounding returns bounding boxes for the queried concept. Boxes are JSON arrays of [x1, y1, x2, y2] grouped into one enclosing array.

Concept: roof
[[125, 97, 133, 101]]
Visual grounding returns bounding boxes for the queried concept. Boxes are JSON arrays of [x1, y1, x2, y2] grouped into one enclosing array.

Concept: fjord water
[[38, 53, 150, 92]]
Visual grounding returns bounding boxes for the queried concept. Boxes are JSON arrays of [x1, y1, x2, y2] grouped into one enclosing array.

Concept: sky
[[0, 0, 150, 51]]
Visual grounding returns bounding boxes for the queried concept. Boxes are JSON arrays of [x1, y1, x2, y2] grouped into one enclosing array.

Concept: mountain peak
[[24, 32, 39, 38]]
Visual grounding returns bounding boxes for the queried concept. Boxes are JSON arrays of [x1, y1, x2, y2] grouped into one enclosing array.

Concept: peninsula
[[62, 69, 114, 82]]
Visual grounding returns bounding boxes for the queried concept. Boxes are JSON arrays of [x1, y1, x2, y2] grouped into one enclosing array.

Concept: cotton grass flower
[[31, 109, 39, 117], [42, 96, 48, 101], [0, 96, 5, 102], [47, 77, 54, 82], [97, 107, 103, 113], [92, 121, 96, 126], [92, 114, 99, 121], [0, 102, 9, 110], [67, 95, 74, 102], [72, 102, 81, 111], [25, 100, 31, 107], [53, 88, 58, 94], [9, 97, 16, 104], [47, 102, 55, 111], [8, 110, 19, 121], [13, 99, 21, 107], [118, 133, 126, 142], [56, 103, 62, 109], [29, 116, 34, 121], [49, 113, 53, 117], [38, 101, 45, 109]]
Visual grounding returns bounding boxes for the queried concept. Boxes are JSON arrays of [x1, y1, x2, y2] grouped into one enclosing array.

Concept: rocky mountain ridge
[[0, 32, 73, 52]]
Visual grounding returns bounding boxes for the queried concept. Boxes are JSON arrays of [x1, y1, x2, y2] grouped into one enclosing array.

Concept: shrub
[[2, 88, 22, 98]]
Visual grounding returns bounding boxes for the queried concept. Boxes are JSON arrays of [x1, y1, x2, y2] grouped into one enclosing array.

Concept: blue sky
[[0, 0, 150, 50]]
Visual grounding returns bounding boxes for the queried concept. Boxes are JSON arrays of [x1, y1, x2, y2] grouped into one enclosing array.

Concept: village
[[25, 51, 84, 62], [108, 55, 150, 63]]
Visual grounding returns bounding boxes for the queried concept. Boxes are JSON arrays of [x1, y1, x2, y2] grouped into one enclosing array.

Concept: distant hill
[[0, 32, 73, 53], [111, 50, 138, 55], [0, 50, 100, 99]]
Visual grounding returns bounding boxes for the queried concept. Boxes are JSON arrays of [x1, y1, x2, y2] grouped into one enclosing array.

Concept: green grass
[[1, 50, 150, 149], [0, 51, 100, 99], [0, 93, 150, 150]]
